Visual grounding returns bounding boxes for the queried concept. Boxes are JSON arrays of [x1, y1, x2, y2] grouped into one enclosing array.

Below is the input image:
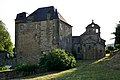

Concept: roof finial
[[92, 20, 94, 23]]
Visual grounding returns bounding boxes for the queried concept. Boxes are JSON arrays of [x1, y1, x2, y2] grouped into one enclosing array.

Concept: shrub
[[11, 64, 39, 76], [107, 46, 114, 51], [115, 44, 120, 49], [0, 66, 8, 70], [39, 49, 76, 71], [105, 50, 110, 54]]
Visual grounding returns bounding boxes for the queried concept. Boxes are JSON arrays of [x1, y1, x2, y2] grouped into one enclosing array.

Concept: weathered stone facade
[[72, 20, 105, 59], [15, 6, 72, 64], [72, 36, 81, 59]]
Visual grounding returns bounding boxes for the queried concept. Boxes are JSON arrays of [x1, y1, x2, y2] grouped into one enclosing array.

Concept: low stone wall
[[0, 70, 23, 79], [0, 68, 45, 79]]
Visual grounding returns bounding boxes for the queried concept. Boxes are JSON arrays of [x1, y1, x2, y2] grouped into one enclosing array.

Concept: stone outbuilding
[[15, 6, 72, 64]]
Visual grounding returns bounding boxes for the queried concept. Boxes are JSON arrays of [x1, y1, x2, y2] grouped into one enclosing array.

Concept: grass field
[[14, 54, 120, 80]]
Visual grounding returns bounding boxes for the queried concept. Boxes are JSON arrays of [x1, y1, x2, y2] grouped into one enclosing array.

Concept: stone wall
[[0, 68, 45, 79], [0, 70, 23, 80], [15, 18, 72, 64], [16, 19, 59, 64], [58, 20, 72, 52], [80, 32, 105, 59]]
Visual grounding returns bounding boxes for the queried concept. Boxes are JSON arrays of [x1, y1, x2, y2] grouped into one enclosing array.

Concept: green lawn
[[14, 55, 120, 80]]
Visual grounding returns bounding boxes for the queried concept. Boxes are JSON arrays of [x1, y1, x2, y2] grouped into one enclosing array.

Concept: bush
[[105, 50, 110, 54], [0, 66, 8, 70], [115, 44, 120, 49], [11, 64, 39, 76], [107, 46, 114, 51], [39, 49, 76, 71]]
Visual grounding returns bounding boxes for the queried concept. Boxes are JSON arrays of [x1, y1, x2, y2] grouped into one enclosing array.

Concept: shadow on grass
[[50, 56, 120, 80], [19, 60, 96, 80], [16, 68, 77, 80], [14, 55, 120, 80], [18, 71, 59, 79]]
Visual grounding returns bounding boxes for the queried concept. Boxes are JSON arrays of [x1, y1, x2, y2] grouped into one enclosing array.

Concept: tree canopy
[[113, 22, 120, 46], [0, 20, 13, 51]]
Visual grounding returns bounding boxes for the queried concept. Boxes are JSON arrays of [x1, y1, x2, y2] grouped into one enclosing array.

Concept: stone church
[[15, 6, 72, 64], [72, 20, 105, 59]]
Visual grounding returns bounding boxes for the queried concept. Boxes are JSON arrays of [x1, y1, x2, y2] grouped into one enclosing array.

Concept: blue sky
[[0, 0, 120, 45]]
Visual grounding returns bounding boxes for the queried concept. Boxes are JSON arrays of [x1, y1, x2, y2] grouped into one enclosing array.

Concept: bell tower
[[86, 20, 100, 37]]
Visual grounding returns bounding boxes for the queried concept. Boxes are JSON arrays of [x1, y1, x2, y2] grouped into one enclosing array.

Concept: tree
[[113, 22, 120, 45], [0, 20, 13, 52], [115, 44, 120, 49]]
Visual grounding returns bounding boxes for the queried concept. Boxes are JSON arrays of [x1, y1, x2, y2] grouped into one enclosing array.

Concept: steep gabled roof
[[27, 6, 58, 21], [16, 6, 68, 23]]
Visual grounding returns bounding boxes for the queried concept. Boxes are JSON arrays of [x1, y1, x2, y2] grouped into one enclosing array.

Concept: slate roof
[[16, 6, 67, 23]]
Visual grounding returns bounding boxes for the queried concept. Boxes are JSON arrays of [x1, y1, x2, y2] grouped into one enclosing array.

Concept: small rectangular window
[[35, 24, 38, 29], [96, 29, 98, 33], [60, 23, 62, 30]]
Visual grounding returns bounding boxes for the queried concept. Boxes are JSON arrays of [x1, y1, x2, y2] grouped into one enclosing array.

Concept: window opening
[[96, 29, 98, 33]]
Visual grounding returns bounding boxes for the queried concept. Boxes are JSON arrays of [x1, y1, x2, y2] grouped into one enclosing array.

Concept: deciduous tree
[[113, 22, 120, 45], [0, 20, 13, 51]]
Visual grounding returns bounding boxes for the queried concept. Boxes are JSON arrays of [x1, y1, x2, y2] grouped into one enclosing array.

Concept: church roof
[[16, 6, 67, 23], [86, 20, 100, 29]]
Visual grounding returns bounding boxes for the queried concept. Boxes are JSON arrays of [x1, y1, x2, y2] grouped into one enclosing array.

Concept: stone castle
[[15, 6, 105, 64], [15, 6, 72, 64]]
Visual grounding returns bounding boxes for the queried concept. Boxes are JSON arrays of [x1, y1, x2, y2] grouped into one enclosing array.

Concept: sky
[[0, 0, 120, 45]]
